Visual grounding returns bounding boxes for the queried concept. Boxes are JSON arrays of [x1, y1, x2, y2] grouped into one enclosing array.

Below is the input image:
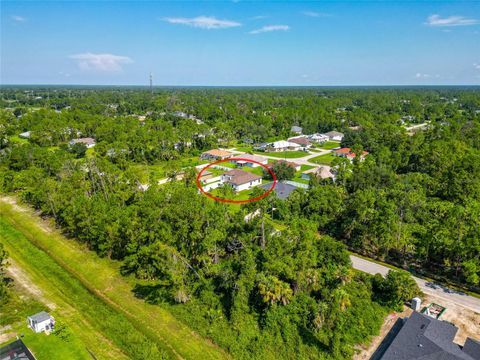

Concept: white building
[[268, 140, 301, 152], [19, 131, 31, 139], [221, 169, 262, 192], [308, 133, 329, 143], [323, 131, 344, 142], [69, 137, 96, 148], [27, 311, 55, 333], [291, 126, 303, 134], [231, 154, 268, 167]]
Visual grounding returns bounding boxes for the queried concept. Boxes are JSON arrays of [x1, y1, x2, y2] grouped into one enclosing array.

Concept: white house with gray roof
[[27, 311, 55, 333]]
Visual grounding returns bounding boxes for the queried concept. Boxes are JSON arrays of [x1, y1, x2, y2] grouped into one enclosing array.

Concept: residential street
[[229, 148, 334, 166], [350, 255, 480, 314]]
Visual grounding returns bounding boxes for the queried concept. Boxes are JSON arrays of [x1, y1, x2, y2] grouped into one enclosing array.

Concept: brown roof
[[334, 147, 351, 154], [288, 137, 311, 146], [268, 160, 300, 169], [223, 169, 262, 186], [203, 149, 232, 157]]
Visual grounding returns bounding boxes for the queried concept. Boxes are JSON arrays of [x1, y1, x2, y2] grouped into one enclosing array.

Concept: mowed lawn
[[0, 280, 92, 360], [319, 141, 341, 150], [310, 153, 337, 165], [0, 198, 230, 360]]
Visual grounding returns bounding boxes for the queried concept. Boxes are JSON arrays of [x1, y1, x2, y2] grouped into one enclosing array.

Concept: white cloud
[[163, 16, 241, 29], [474, 63, 480, 70], [69, 53, 133, 72], [415, 73, 431, 79], [251, 15, 268, 20], [301, 11, 329, 18], [11, 15, 26, 22], [425, 14, 479, 27], [249, 25, 290, 35]]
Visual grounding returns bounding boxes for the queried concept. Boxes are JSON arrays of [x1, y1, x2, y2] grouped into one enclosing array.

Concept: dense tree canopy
[[1, 86, 479, 359]]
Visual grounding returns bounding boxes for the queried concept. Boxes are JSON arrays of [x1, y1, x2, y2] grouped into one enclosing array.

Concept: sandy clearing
[[6, 260, 57, 310]]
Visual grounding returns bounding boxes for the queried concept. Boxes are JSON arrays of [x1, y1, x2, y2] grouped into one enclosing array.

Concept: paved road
[[228, 148, 333, 167], [350, 255, 480, 314]]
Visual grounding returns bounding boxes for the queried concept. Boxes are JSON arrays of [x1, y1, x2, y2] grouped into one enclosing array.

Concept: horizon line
[[1, 83, 480, 88]]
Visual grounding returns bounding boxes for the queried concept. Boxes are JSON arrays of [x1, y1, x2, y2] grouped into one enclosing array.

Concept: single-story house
[[267, 160, 301, 172], [198, 170, 213, 181], [231, 154, 268, 167], [19, 131, 31, 139], [267, 140, 302, 152], [69, 137, 96, 148], [301, 166, 335, 180], [253, 142, 269, 151], [291, 126, 303, 135], [27, 311, 55, 333], [288, 136, 312, 149], [333, 147, 368, 161], [378, 311, 480, 360], [259, 181, 298, 200], [308, 133, 329, 143], [221, 169, 262, 192], [323, 131, 344, 142], [200, 149, 233, 161]]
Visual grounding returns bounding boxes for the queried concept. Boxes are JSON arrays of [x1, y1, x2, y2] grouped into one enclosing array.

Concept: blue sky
[[1, 1, 480, 85]]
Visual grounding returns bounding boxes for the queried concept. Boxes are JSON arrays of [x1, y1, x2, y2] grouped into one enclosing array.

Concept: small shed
[[291, 126, 303, 135], [411, 297, 421, 311], [27, 311, 55, 333]]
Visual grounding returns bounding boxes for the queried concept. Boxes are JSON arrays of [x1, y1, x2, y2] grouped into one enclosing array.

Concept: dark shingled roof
[[463, 338, 480, 360], [259, 181, 298, 200], [380, 312, 479, 360]]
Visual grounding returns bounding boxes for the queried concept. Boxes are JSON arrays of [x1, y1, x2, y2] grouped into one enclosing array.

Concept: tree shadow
[[132, 283, 173, 305], [370, 317, 405, 360]]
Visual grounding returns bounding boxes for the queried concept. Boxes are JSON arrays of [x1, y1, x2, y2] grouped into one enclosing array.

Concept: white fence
[[283, 180, 309, 189]]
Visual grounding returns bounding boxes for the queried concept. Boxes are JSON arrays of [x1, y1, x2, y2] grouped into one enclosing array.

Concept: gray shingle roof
[[28, 311, 51, 323], [380, 312, 478, 360], [259, 181, 297, 200], [463, 338, 480, 360]]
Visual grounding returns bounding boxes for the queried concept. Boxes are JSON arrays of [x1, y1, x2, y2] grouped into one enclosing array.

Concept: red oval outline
[[196, 157, 277, 203]]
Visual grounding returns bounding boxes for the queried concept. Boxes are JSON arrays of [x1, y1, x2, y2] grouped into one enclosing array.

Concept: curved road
[[350, 255, 480, 314]]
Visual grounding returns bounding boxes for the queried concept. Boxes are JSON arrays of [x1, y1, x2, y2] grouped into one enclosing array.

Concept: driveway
[[350, 255, 480, 314]]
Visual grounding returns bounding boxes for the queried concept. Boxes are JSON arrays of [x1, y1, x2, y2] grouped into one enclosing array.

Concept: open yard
[[132, 157, 209, 183], [0, 198, 229, 360], [0, 277, 92, 360], [310, 153, 337, 165], [319, 141, 341, 150]]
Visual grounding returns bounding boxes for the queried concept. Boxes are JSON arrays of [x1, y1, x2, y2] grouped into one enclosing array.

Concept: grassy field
[[254, 151, 307, 158], [0, 285, 91, 360], [319, 141, 341, 150], [310, 153, 337, 165], [132, 157, 209, 183], [299, 165, 314, 172], [0, 198, 229, 360], [233, 146, 253, 153], [291, 176, 310, 185]]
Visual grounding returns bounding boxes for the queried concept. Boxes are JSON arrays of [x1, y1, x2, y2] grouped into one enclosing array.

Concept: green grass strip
[[0, 199, 230, 360]]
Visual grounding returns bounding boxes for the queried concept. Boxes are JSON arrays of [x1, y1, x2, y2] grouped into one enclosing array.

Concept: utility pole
[[149, 73, 153, 95]]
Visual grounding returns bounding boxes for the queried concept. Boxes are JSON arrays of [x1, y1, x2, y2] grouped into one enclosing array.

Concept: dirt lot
[[426, 294, 480, 344], [354, 294, 480, 360]]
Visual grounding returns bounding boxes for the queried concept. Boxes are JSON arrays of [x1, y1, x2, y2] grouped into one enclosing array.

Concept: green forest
[[1, 86, 478, 359]]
